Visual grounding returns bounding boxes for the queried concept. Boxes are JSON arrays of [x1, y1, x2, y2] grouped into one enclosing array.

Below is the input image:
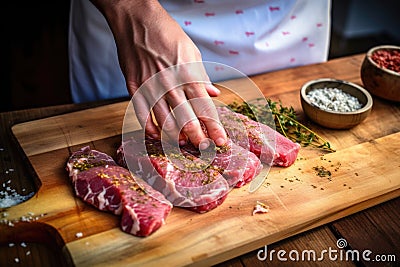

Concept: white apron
[[69, 0, 331, 103]]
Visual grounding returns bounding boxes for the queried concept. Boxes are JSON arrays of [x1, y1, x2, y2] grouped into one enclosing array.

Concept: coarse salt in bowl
[[300, 78, 373, 129]]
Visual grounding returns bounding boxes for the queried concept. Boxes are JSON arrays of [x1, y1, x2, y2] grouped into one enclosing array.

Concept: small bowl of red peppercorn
[[361, 45, 400, 102]]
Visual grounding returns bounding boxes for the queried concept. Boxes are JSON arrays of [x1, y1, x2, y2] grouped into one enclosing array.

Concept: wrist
[[90, 0, 165, 24]]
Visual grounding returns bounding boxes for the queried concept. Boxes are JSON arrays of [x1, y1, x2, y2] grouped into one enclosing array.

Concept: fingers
[[131, 64, 227, 148], [173, 63, 227, 146], [193, 103, 227, 147], [131, 92, 160, 139], [151, 97, 188, 145], [134, 86, 227, 148], [183, 84, 227, 147], [166, 83, 227, 147], [163, 87, 207, 147], [205, 83, 221, 97], [132, 81, 206, 146]]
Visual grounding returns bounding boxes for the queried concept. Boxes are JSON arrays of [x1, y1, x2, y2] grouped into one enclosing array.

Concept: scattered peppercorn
[[312, 165, 331, 178]]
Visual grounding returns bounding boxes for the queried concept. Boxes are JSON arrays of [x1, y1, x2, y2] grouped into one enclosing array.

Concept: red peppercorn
[[370, 49, 400, 73]]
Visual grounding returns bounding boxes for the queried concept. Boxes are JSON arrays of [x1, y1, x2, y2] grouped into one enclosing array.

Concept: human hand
[[91, 0, 227, 148]]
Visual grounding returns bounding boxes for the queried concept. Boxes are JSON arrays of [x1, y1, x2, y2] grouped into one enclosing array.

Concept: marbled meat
[[217, 107, 300, 167], [117, 136, 230, 213], [66, 146, 172, 237]]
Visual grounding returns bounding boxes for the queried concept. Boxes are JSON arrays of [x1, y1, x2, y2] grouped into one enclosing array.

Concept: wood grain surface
[[2, 54, 399, 266]]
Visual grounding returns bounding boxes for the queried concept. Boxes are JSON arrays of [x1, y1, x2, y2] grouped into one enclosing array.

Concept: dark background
[[1, 0, 399, 112]]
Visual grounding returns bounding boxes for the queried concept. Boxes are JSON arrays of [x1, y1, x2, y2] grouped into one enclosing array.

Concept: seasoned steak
[[66, 145, 117, 182], [74, 166, 123, 215], [117, 136, 230, 213], [217, 107, 300, 167], [180, 139, 262, 188], [66, 146, 172, 237]]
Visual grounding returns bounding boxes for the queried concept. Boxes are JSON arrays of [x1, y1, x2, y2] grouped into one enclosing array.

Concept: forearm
[[89, 0, 190, 83], [87, 0, 226, 147], [89, 0, 169, 29]]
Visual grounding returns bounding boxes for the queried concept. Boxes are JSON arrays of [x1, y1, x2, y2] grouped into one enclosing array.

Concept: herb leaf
[[227, 99, 335, 152]]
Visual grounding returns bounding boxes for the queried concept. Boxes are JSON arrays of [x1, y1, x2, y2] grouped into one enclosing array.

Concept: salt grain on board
[[0, 148, 33, 207], [1, 212, 46, 227], [0, 179, 34, 208]]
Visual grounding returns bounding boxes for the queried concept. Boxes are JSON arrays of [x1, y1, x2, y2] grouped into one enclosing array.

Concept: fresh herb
[[227, 99, 335, 152]]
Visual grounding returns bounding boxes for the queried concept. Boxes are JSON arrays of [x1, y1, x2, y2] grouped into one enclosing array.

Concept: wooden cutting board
[[6, 87, 400, 266]]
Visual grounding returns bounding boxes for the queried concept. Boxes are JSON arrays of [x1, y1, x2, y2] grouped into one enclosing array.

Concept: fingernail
[[199, 139, 210, 150], [215, 137, 226, 146], [212, 86, 221, 94]]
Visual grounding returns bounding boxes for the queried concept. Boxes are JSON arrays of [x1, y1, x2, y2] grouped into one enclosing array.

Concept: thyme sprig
[[227, 99, 335, 152]]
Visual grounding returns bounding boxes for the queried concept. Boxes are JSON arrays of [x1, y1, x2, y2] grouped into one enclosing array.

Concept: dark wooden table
[[0, 54, 399, 266]]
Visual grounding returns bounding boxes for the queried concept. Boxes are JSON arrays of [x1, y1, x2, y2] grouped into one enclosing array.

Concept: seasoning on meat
[[117, 135, 230, 213], [217, 107, 300, 167], [66, 146, 172, 237], [179, 139, 262, 188]]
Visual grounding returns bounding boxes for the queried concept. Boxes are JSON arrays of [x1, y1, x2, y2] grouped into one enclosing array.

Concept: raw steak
[[117, 135, 230, 213], [180, 139, 262, 188], [66, 146, 117, 183], [66, 146, 172, 237], [217, 107, 300, 167], [73, 166, 123, 215]]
